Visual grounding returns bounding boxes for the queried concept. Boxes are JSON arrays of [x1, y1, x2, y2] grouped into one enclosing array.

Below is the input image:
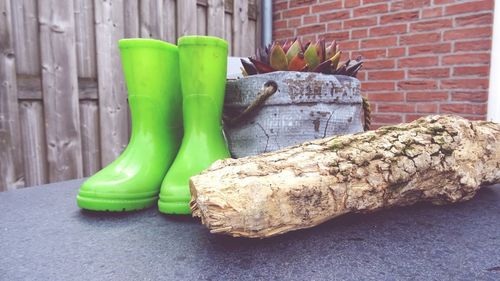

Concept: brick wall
[[273, 0, 494, 128]]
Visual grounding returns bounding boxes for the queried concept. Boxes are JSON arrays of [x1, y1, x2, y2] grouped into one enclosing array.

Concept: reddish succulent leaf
[[312, 59, 332, 74], [316, 38, 326, 62], [282, 39, 293, 53], [249, 57, 275, 74], [326, 40, 337, 59], [330, 51, 342, 70], [286, 39, 303, 62], [304, 43, 320, 70], [269, 43, 288, 71], [241, 58, 258, 75], [288, 53, 308, 71]]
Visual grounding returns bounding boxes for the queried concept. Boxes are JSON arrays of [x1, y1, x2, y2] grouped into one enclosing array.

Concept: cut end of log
[[190, 115, 500, 238]]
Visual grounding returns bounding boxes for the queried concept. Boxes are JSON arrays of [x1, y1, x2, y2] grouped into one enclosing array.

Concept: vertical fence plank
[[19, 101, 48, 186], [197, 5, 207, 35], [0, 0, 24, 191], [12, 0, 47, 187], [74, 0, 96, 78], [94, 0, 128, 166], [177, 0, 197, 36], [140, 0, 164, 39], [79, 100, 101, 176], [39, 0, 83, 182], [11, 0, 39, 76], [232, 0, 248, 56], [225, 13, 233, 55], [124, 0, 140, 38], [207, 0, 225, 38], [163, 0, 177, 43]]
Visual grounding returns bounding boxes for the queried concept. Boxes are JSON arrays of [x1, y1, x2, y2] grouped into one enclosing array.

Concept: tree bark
[[190, 115, 500, 238]]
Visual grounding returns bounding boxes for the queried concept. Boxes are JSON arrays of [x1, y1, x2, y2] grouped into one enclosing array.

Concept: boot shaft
[[178, 36, 228, 123], [119, 39, 182, 128]]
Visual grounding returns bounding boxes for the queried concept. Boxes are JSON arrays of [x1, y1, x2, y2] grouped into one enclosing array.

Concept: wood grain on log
[[190, 115, 500, 238]]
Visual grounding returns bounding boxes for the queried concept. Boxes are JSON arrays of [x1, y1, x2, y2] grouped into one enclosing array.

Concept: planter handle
[[362, 96, 371, 131], [223, 80, 278, 126]]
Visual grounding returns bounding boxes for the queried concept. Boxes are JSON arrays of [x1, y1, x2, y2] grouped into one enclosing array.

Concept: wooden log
[[190, 115, 500, 238]]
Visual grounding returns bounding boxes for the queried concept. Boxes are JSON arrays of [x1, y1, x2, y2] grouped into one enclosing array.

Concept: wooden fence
[[0, 0, 261, 191]]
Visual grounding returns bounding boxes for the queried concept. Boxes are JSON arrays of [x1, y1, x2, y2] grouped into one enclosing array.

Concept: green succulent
[[241, 38, 363, 77]]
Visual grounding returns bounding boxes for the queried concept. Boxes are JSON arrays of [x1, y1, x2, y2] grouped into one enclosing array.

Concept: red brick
[[288, 18, 301, 28], [337, 40, 360, 50], [326, 22, 342, 31], [442, 53, 491, 65], [368, 70, 405, 80], [397, 80, 437, 90], [456, 13, 493, 26], [297, 24, 325, 35], [361, 37, 398, 48], [303, 15, 318, 25], [344, 0, 360, 8], [367, 92, 405, 102], [440, 79, 489, 90], [387, 47, 406, 57], [362, 82, 395, 91], [408, 68, 450, 79], [392, 0, 430, 10], [443, 27, 492, 41], [351, 29, 368, 39], [312, 1, 342, 13], [353, 3, 388, 17], [344, 17, 378, 29], [406, 91, 449, 102], [283, 7, 310, 18], [273, 29, 294, 39], [416, 103, 438, 113], [380, 11, 419, 24], [273, 1, 288, 10], [453, 66, 490, 77], [363, 59, 395, 70], [398, 57, 438, 68], [319, 11, 350, 21], [451, 91, 488, 102], [440, 103, 487, 115], [289, 0, 316, 8], [378, 103, 416, 113], [454, 39, 492, 52], [274, 20, 287, 29], [400, 33, 440, 45], [371, 114, 403, 124], [363, 0, 389, 4], [353, 49, 386, 59], [370, 24, 407, 36], [434, 0, 454, 4], [408, 43, 451, 55], [422, 7, 442, 18], [410, 19, 452, 32], [445, 0, 493, 16]]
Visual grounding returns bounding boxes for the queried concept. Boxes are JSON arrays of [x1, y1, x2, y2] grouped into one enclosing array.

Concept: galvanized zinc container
[[224, 71, 364, 158]]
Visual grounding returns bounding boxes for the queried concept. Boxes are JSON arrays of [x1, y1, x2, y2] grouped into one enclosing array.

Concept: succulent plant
[[241, 38, 363, 77]]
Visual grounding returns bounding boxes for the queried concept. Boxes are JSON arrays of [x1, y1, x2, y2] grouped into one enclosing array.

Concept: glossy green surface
[[158, 36, 231, 214], [77, 39, 182, 211]]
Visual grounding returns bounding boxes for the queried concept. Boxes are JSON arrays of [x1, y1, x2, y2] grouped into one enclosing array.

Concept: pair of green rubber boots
[[77, 36, 230, 214]]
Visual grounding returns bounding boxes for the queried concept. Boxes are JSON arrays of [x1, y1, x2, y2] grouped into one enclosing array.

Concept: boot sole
[[77, 194, 157, 212], [158, 198, 191, 215]]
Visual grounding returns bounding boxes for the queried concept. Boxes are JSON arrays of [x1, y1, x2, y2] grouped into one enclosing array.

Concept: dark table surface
[[1, 179, 499, 281]]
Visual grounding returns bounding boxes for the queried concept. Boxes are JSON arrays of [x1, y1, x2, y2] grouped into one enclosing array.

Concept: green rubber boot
[[158, 36, 231, 214], [77, 39, 182, 211]]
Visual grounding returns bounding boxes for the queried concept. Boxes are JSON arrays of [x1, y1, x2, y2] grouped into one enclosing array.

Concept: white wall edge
[[488, 2, 500, 122]]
